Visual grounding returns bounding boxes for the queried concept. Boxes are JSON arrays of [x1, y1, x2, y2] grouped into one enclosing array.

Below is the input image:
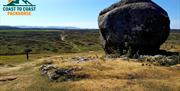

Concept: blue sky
[[0, 0, 180, 29]]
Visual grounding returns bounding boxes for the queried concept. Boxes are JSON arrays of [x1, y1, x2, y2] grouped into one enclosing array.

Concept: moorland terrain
[[0, 29, 180, 91]]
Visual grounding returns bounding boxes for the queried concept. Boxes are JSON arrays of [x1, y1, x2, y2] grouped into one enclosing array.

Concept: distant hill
[[171, 29, 180, 32], [0, 26, 179, 31], [0, 26, 80, 30], [0, 26, 21, 30]]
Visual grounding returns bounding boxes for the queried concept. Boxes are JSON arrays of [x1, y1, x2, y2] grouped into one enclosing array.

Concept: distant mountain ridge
[[0, 26, 179, 31], [0, 26, 80, 30]]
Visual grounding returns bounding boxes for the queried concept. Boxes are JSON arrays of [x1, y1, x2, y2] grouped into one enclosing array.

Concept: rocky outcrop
[[39, 64, 83, 81], [139, 53, 180, 66], [39, 64, 72, 80], [98, 0, 170, 57]]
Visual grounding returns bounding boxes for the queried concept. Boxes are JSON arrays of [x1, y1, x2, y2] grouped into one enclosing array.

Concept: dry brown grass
[[0, 51, 180, 91], [52, 54, 180, 91]]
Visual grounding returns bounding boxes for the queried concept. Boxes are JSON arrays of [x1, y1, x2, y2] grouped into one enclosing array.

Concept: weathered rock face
[[98, 0, 170, 57]]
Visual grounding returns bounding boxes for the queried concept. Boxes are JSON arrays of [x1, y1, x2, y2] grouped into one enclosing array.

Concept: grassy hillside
[[0, 30, 101, 55], [0, 52, 180, 91], [0, 30, 180, 55], [161, 32, 180, 51], [0, 30, 180, 91]]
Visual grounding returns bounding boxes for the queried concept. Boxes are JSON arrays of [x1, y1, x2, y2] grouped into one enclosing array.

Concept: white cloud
[[171, 20, 180, 29]]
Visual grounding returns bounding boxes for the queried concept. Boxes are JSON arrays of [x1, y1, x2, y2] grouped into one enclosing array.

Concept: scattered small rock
[[39, 64, 83, 81], [138, 54, 180, 66], [72, 56, 97, 63], [171, 65, 180, 70], [142, 63, 144, 66], [0, 76, 17, 82], [40, 64, 57, 75], [46, 68, 72, 80]]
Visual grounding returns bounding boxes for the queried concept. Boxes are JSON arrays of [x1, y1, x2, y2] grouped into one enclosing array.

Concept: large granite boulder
[[98, 0, 170, 57]]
